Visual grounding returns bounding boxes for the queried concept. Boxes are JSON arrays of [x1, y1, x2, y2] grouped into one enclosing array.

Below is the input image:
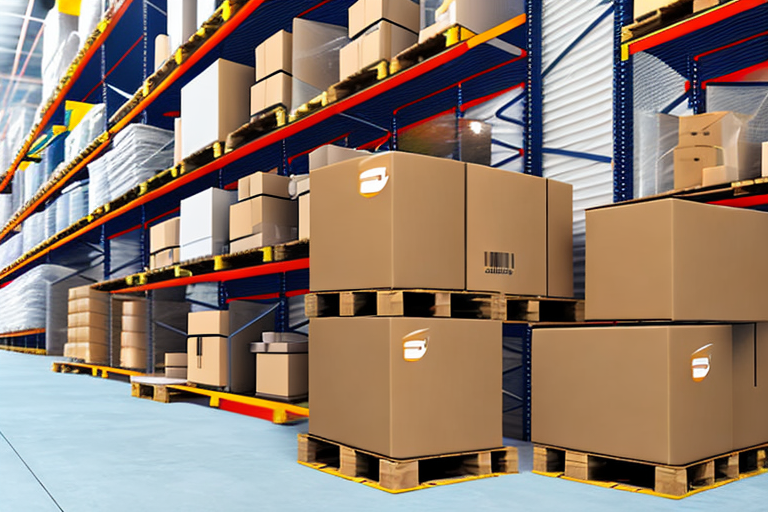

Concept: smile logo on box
[[691, 344, 713, 382], [359, 167, 389, 197], [403, 329, 429, 362]]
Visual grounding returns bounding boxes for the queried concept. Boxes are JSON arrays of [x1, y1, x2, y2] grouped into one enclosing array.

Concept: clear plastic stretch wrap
[[0, 264, 72, 333], [11, 172, 24, 214], [636, 112, 678, 198], [0, 193, 12, 228], [54, 190, 70, 233], [44, 136, 67, 181], [709, 84, 768, 146], [88, 124, 173, 213], [45, 205, 57, 241], [291, 18, 349, 111], [185, 283, 220, 312], [78, 0, 106, 48], [5, 105, 35, 157], [22, 211, 46, 254], [43, 31, 81, 100], [0, 233, 22, 269], [67, 180, 89, 223], [65, 103, 106, 164], [23, 162, 45, 204]]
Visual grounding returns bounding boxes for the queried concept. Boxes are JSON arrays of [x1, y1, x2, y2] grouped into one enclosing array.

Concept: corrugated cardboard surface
[[360, 21, 416, 69], [310, 317, 501, 459], [238, 172, 291, 202], [673, 146, 722, 189], [256, 353, 308, 397], [547, 179, 574, 297], [120, 331, 146, 349], [165, 352, 188, 367], [68, 298, 108, 315], [187, 335, 228, 387], [150, 217, 180, 253], [67, 311, 108, 329], [165, 367, 188, 379], [150, 247, 180, 269], [188, 310, 229, 337], [68, 285, 108, 301], [229, 196, 298, 242], [733, 323, 768, 450], [68, 326, 108, 344], [466, 163, 547, 295], [299, 193, 310, 240], [292, 18, 347, 104], [250, 72, 292, 116], [348, 0, 420, 38], [586, 199, 768, 321], [310, 152, 465, 291], [532, 325, 733, 465], [255, 29, 292, 81], [308, 145, 368, 171], [121, 346, 146, 369], [122, 301, 147, 317], [229, 233, 264, 253]]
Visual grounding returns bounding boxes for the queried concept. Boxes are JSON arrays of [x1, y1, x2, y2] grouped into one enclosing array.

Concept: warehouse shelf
[[0, 0, 134, 193], [0, 16, 527, 285], [0, 328, 46, 353], [605, 176, 768, 209]]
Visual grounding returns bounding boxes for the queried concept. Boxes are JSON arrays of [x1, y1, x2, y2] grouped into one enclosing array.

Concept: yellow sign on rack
[[57, 0, 81, 16]]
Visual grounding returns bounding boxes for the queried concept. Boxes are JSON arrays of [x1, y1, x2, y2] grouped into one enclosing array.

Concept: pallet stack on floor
[[532, 196, 768, 497], [300, 149, 575, 491], [120, 299, 147, 371], [63, 286, 110, 364]]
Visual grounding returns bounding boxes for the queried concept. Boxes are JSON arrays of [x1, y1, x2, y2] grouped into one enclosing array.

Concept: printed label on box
[[359, 166, 389, 197], [403, 328, 429, 362], [484, 251, 514, 276], [691, 344, 713, 382]]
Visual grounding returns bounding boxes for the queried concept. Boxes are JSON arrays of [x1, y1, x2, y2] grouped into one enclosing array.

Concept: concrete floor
[[2, 350, 768, 512]]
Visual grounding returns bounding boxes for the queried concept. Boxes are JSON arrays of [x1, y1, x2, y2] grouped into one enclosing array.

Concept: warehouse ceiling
[[0, 0, 51, 141]]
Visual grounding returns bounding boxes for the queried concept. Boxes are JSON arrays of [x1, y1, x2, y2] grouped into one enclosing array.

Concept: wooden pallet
[[225, 105, 287, 152], [298, 434, 517, 493], [533, 443, 768, 499], [390, 24, 475, 74], [622, 0, 698, 42], [306, 290, 584, 323], [52, 361, 144, 379], [326, 60, 390, 105], [131, 380, 193, 403]]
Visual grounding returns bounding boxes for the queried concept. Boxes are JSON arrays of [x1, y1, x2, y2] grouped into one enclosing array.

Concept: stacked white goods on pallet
[[22, 211, 46, 254], [45, 206, 57, 241], [0, 194, 12, 228], [65, 104, 106, 164], [78, 0, 107, 49], [67, 180, 89, 222], [42, 6, 79, 99], [54, 189, 71, 233], [87, 124, 173, 213], [0, 234, 22, 269], [0, 265, 71, 333], [23, 162, 45, 204]]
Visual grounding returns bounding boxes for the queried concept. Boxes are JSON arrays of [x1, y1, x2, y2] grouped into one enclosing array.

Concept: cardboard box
[[68, 326, 108, 344], [121, 331, 146, 349], [68, 285, 108, 302], [255, 30, 292, 81], [693, 0, 719, 11], [72, 342, 108, 364], [122, 301, 147, 317], [180, 188, 236, 261], [150, 218, 180, 254], [340, 21, 417, 80], [310, 152, 465, 291], [121, 346, 146, 370], [250, 72, 292, 116], [532, 325, 733, 466], [165, 366, 188, 379], [229, 234, 265, 253], [229, 196, 298, 244], [68, 312, 108, 329], [186, 303, 275, 393], [150, 247, 181, 270], [673, 146, 722, 189], [68, 298, 109, 315], [733, 324, 768, 450], [165, 352, 188, 367], [167, 0, 196, 51], [586, 199, 768, 321], [180, 59, 254, 159], [256, 353, 309, 398], [121, 315, 146, 335], [465, 164, 573, 296], [310, 317, 501, 458], [308, 145, 368, 171], [251, 342, 309, 353], [419, 0, 524, 43], [293, 19, 348, 107], [762, 141, 768, 177], [237, 171, 291, 202], [154, 34, 170, 70], [299, 193, 310, 240], [701, 165, 738, 187], [634, 0, 674, 19], [348, 0, 420, 38]]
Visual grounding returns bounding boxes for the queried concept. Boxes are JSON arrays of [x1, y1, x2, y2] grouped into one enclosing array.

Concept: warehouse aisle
[[1, 350, 767, 512]]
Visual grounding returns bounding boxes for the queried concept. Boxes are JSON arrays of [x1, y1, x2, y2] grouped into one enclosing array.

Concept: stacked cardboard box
[[252, 332, 309, 400], [180, 187, 236, 261], [186, 301, 274, 393], [229, 172, 297, 253], [165, 352, 188, 379], [673, 111, 760, 190], [149, 217, 180, 270], [532, 198, 768, 465], [65, 286, 109, 364], [120, 300, 147, 370], [251, 30, 293, 116], [309, 151, 573, 459], [292, 18, 348, 108], [418, 0, 524, 43], [339, 0, 419, 81]]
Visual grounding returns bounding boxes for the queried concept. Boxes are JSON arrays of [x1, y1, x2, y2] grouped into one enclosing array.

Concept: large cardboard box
[[238, 172, 291, 202], [309, 144, 368, 170], [299, 189, 310, 240], [673, 146, 723, 189], [150, 247, 180, 270], [586, 199, 768, 321], [229, 196, 298, 246], [310, 317, 501, 458], [150, 217, 180, 254], [68, 285, 108, 302], [180, 188, 236, 261], [68, 298, 108, 315], [532, 325, 733, 465], [120, 331, 146, 349], [186, 303, 274, 393], [256, 352, 308, 398], [122, 301, 147, 317], [165, 366, 188, 379], [732, 323, 768, 450], [419, 0, 524, 42], [348, 0, 420, 38], [702, 165, 738, 187], [466, 164, 572, 297], [121, 346, 146, 370], [180, 59, 254, 159], [250, 72, 292, 116], [165, 352, 188, 367], [293, 19, 348, 107], [68, 326, 108, 344], [339, 21, 417, 80], [230, 234, 266, 253], [310, 152, 465, 291], [68, 312, 108, 329], [71, 342, 108, 364], [255, 30, 292, 81]]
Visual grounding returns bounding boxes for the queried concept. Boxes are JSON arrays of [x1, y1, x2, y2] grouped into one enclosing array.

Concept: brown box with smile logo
[[309, 317, 501, 458], [532, 325, 733, 465]]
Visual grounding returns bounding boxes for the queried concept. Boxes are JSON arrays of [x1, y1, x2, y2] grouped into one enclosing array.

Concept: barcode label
[[484, 252, 514, 276]]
